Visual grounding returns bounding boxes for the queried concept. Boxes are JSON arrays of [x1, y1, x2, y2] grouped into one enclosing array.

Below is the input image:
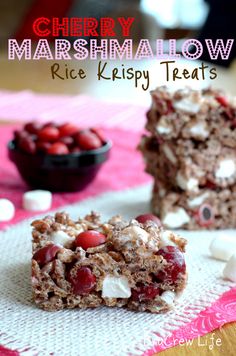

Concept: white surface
[[102, 276, 131, 298], [210, 235, 236, 261], [223, 254, 236, 282], [0, 184, 235, 356], [0, 199, 15, 222], [23, 190, 52, 211]]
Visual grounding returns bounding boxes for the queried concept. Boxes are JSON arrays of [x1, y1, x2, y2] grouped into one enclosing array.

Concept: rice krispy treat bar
[[31, 212, 187, 313], [151, 181, 236, 230], [138, 86, 236, 229]]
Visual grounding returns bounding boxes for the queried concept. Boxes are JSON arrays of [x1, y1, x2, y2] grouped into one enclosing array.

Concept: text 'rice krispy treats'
[[31, 212, 187, 313], [139, 86, 236, 230]]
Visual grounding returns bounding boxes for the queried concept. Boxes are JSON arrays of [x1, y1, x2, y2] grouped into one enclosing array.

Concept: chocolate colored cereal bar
[[139, 86, 236, 229], [31, 212, 187, 313]]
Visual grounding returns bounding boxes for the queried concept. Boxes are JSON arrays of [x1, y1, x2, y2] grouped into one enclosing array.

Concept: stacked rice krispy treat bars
[[139, 86, 236, 229], [32, 212, 187, 313]]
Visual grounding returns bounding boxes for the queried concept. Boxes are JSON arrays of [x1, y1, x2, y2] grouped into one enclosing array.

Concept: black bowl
[[8, 140, 112, 192]]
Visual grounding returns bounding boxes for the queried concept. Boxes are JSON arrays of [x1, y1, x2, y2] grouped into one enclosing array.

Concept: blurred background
[[0, 0, 235, 100]]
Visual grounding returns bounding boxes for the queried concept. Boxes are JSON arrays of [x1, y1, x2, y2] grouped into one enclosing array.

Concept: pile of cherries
[[33, 213, 186, 298], [14, 121, 105, 155]]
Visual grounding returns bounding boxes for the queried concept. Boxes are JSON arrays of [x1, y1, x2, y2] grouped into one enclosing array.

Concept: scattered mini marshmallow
[[102, 275, 131, 298], [223, 253, 236, 282], [50, 230, 74, 247], [162, 208, 190, 228], [210, 235, 236, 261], [0, 199, 15, 222], [23, 190, 52, 211], [160, 291, 176, 306]]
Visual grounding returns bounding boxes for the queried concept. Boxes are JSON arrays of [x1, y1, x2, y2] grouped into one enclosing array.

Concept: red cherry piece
[[47, 142, 69, 155], [14, 129, 29, 142], [68, 266, 96, 295], [43, 122, 57, 128], [38, 127, 60, 142], [156, 246, 186, 285], [75, 230, 106, 250], [59, 123, 79, 137], [216, 96, 228, 107], [132, 283, 160, 302], [75, 131, 102, 150], [24, 122, 42, 134], [204, 180, 217, 190], [90, 127, 105, 143], [70, 147, 81, 153], [36, 141, 51, 153], [19, 137, 36, 154], [135, 213, 162, 226], [33, 244, 60, 266], [59, 136, 74, 147], [197, 203, 214, 227]]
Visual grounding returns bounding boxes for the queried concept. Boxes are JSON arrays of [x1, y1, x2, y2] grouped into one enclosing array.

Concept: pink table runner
[[0, 91, 235, 356]]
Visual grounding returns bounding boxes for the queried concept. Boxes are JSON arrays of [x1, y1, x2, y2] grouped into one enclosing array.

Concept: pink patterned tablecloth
[[0, 91, 235, 356]]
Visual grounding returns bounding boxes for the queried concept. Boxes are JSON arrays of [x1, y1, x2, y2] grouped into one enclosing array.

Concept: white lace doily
[[0, 184, 235, 356]]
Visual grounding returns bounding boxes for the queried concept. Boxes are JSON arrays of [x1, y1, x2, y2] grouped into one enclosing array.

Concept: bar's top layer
[[32, 211, 186, 259]]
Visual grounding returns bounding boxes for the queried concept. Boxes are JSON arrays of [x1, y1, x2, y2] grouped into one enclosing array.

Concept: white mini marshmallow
[[215, 159, 236, 179], [173, 98, 201, 114], [209, 235, 236, 261], [223, 253, 236, 282], [189, 122, 209, 139], [122, 226, 149, 244], [50, 230, 74, 247], [176, 172, 198, 192], [102, 276, 131, 298], [23, 190, 52, 211], [160, 291, 176, 305], [163, 208, 190, 228], [159, 230, 176, 247], [156, 125, 171, 134], [0, 199, 15, 222], [188, 192, 209, 207]]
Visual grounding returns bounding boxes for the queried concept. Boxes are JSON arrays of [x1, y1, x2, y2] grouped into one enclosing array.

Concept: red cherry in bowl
[[75, 131, 102, 150], [75, 230, 106, 250], [59, 123, 79, 137], [38, 126, 60, 142], [47, 142, 69, 155]]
